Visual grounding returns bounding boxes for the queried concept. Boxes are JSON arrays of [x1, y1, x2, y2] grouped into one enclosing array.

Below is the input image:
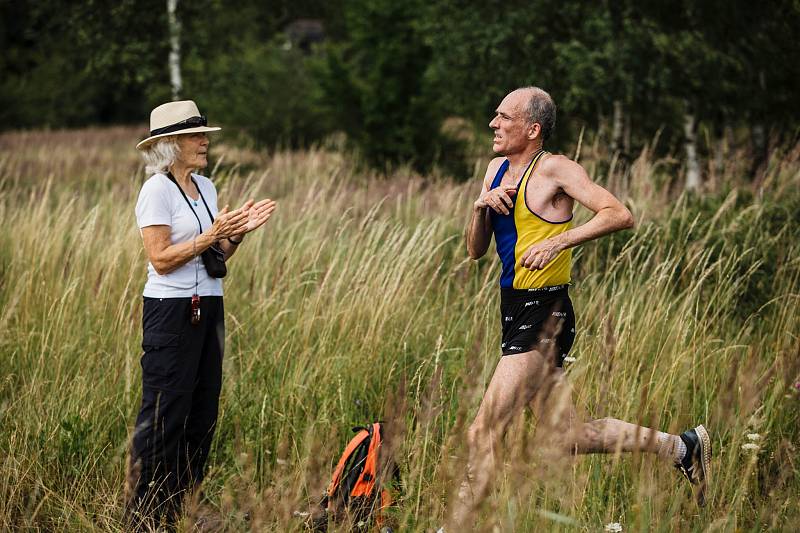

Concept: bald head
[[513, 86, 557, 140]]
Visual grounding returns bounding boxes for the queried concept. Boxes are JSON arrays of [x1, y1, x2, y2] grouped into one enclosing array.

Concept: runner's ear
[[528, 122, 542, 140]]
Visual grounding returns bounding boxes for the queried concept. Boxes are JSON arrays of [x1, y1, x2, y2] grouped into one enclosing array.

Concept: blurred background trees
[[1, 0, 798, 181]]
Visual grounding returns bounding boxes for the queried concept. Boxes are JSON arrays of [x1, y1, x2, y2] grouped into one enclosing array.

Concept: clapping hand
[[209, 205, 249, 240], [236, 198, 277, 236]]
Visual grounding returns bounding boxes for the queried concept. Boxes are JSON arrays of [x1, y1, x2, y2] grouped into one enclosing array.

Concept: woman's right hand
[[207, 205, 249, 240]]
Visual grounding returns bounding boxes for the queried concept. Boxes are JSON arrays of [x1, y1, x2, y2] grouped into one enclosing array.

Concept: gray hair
[[139, 136, 180, 175], [519, 86, 556, 140]]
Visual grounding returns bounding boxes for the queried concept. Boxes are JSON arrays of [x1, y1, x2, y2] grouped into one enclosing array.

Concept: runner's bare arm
[[467, 157, 507, 259], [550, 156, 634, 245], [520, 155, 633, 270]]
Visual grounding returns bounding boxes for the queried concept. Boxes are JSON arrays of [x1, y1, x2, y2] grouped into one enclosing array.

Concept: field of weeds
[[0, 127, 798, 531]]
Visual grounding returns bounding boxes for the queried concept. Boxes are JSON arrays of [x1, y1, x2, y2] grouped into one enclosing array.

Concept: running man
[[450, 87, 711, 527]]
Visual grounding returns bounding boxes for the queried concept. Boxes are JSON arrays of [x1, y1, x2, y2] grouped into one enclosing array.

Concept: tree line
[[2, 0, 798, 183]]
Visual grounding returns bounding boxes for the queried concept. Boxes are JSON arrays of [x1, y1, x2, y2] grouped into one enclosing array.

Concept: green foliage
[[0, 0, 168, 127], [689, 189, 800, 319], [185, 38, 332, 147], [1, 0, 800, 171], [54, 415, 94, 477], [592, 187, 800, 323], [317, 0, 444, 172], [423, 1, 565, 130]]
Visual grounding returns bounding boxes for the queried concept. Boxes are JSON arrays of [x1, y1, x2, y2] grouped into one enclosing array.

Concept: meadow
[[0, 127, 798, 531]]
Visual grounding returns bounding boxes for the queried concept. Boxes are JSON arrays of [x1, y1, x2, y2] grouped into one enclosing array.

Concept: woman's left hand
[[238, 198, 277, 235]]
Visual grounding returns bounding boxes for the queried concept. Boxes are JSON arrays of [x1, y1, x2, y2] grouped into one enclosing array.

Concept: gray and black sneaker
[[675, 424, 712, 507]]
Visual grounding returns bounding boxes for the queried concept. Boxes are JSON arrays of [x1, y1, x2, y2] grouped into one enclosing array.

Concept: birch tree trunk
[[623, 111, 631, 155], [167, 0, 182, 100], [713, 127, 728, 188], [714, 131, 726, 175], [611, 99, 623, 153], [752, 122, 766, 171], [683, 110, 701, 191], [749, 71, 768, 180]]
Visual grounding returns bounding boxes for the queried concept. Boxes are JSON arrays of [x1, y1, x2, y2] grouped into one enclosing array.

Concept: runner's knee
[[467, 422, 482, 449], [467, 418, 494, 450]]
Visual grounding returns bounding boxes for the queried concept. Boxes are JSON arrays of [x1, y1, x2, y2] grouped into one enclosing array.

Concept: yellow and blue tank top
[[489, 151, 573, 289]]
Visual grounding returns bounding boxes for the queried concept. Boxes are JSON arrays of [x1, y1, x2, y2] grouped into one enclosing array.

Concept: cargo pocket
[[141, 331, 181, 384]]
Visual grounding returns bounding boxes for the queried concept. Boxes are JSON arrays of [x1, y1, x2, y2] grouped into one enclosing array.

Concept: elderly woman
[[128, 100, 276, 526]]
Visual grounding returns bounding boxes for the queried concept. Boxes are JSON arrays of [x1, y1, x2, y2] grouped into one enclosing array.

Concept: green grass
[[0, 128, 798, 531]]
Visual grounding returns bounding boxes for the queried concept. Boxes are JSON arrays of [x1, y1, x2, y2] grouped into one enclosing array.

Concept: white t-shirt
[[135, 173, 224, 298]]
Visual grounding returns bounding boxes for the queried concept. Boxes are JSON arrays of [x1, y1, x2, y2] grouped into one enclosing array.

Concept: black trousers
[[128, 296, 224, 527]]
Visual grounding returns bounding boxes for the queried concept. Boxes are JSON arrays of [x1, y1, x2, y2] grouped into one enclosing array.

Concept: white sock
[[656, 433, 685, 463], [676, 438, 687, 461]]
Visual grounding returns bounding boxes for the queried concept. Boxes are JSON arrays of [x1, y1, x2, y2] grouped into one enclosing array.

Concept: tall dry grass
[[0, 127, 798, 531]]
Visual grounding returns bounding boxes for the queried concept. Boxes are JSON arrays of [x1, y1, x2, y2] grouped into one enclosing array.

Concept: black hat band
[[150, 115, 207, 136]]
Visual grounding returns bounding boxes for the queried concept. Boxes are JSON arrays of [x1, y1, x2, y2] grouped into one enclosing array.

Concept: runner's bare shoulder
[[539, 154, 586, 178], [539, 153, 576, 175], [483, 157, 505, 189], [538, 153, 591, 187]]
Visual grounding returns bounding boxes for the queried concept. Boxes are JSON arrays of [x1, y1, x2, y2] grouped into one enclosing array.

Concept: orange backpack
[[320, 423, 399, 529]]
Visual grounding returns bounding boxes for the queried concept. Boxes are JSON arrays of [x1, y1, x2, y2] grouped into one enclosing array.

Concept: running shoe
[[675, 424, 712, 507]]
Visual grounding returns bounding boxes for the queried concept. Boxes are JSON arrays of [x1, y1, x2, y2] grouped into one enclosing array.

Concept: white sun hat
[[136, 100, 221, 150]]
